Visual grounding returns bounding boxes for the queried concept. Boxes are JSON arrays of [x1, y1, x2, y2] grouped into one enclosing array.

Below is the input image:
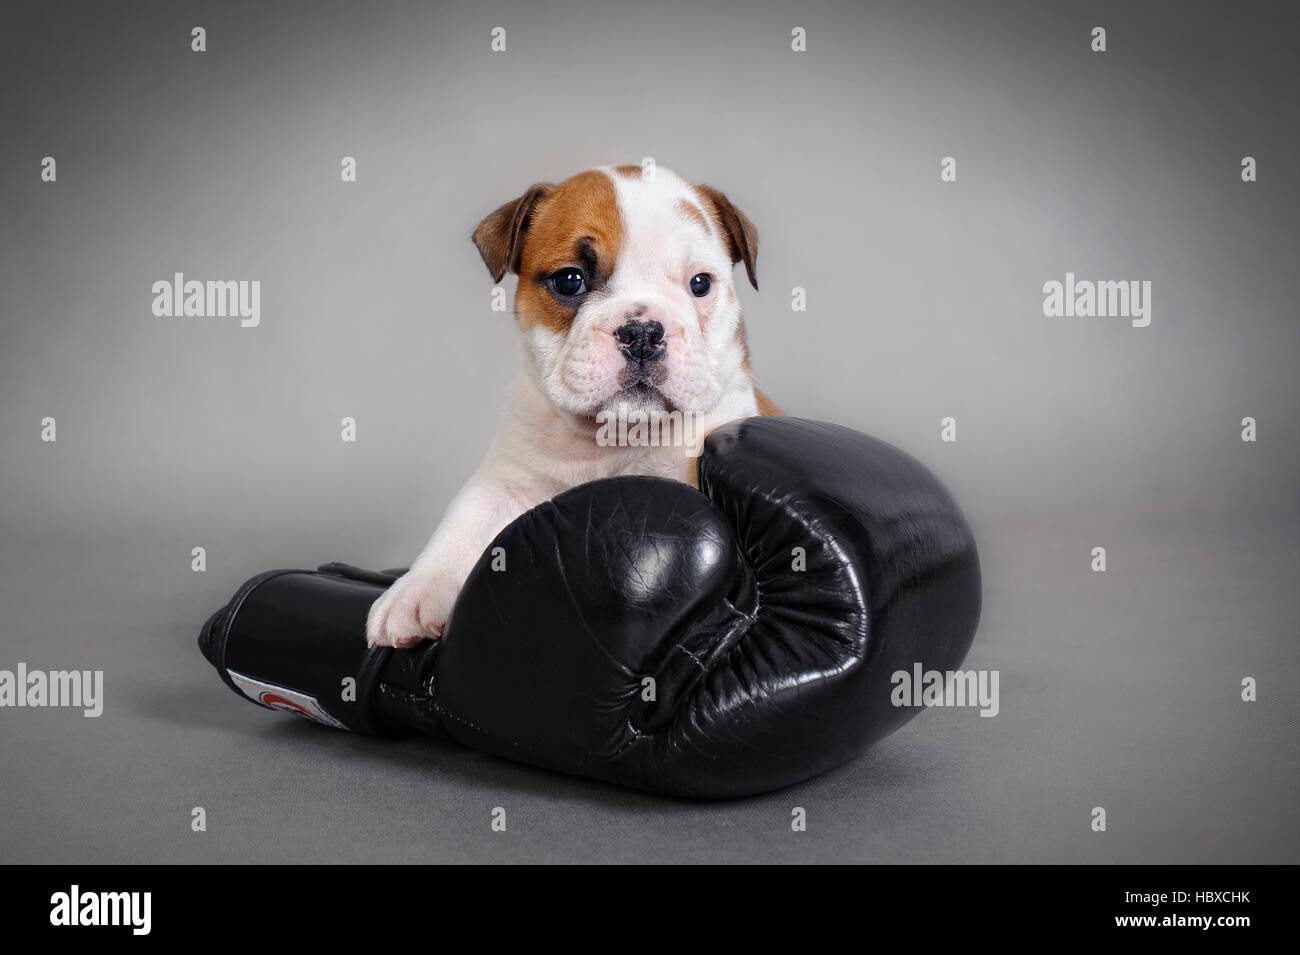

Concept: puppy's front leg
[[365, 476, 535, 648]]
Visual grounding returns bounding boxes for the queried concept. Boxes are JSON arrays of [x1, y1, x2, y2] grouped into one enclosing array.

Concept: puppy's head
[[473, 165, 758, 419]]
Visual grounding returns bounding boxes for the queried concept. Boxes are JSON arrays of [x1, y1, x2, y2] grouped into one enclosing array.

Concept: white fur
[[366, 168, 759, 647]]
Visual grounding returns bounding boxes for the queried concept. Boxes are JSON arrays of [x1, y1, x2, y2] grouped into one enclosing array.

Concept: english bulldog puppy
[[366, 165, 780, 648]]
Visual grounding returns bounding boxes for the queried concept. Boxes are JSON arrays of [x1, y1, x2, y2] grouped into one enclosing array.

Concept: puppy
[[366, 165, 780, 648]]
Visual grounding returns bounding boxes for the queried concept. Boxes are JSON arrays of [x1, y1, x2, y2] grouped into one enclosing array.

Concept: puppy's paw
[[365, 570, 463, 648]]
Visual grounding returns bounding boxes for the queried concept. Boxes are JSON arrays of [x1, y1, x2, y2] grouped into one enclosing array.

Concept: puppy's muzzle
[[615, 319, 666, 367]]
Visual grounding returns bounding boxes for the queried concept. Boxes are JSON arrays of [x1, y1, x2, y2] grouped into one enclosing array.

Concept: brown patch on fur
[[754, 388, 783, 416], [685, 460, 701, 489], [695, 185, 759, 290], [508, 170, 624, 334], [733, 323, 782, 415], [733, 319, 782, 415], [734, 319, 752, 373], [674, 198, 709, 231], [473, 184, 551, 283], [613, 164, 643, 179]]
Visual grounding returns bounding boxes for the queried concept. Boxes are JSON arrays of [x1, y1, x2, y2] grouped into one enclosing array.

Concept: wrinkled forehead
[[520, 167, 726, 278], [605, 166, 727, 269]]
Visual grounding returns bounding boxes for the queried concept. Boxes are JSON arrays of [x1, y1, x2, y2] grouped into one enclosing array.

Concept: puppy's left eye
[[689, 273, 712, 297]]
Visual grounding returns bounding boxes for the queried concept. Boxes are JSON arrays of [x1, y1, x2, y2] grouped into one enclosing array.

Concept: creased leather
[[199, 417, 981, 799], [429, 417, 981, 797]]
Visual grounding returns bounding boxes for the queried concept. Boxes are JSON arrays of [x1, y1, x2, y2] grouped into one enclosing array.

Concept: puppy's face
[[473, 166, 758, 419]]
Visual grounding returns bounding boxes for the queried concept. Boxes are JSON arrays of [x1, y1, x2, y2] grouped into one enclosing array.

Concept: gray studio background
[[1, 0, 1296, 863]]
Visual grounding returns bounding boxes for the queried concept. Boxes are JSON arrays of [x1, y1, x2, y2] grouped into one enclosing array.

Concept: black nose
[[615, 320, 666, 365]]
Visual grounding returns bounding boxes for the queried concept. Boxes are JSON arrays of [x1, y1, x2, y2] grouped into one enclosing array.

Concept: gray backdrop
[[1, 0, 1296, 863]]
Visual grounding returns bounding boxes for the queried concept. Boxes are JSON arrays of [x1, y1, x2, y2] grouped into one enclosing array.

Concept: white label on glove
[[227, 670, 349, 730]]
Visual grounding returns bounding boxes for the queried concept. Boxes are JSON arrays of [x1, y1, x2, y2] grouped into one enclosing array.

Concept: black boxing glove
[[199, 416, 981, 798]]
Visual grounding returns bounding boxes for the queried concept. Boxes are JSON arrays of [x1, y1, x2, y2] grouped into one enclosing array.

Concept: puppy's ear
[[698, 185, 759, 290], [472, 184, 551, 283]]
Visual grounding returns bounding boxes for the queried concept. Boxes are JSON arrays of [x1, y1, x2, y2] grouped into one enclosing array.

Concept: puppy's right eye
[[549, 267, 587, 298]]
